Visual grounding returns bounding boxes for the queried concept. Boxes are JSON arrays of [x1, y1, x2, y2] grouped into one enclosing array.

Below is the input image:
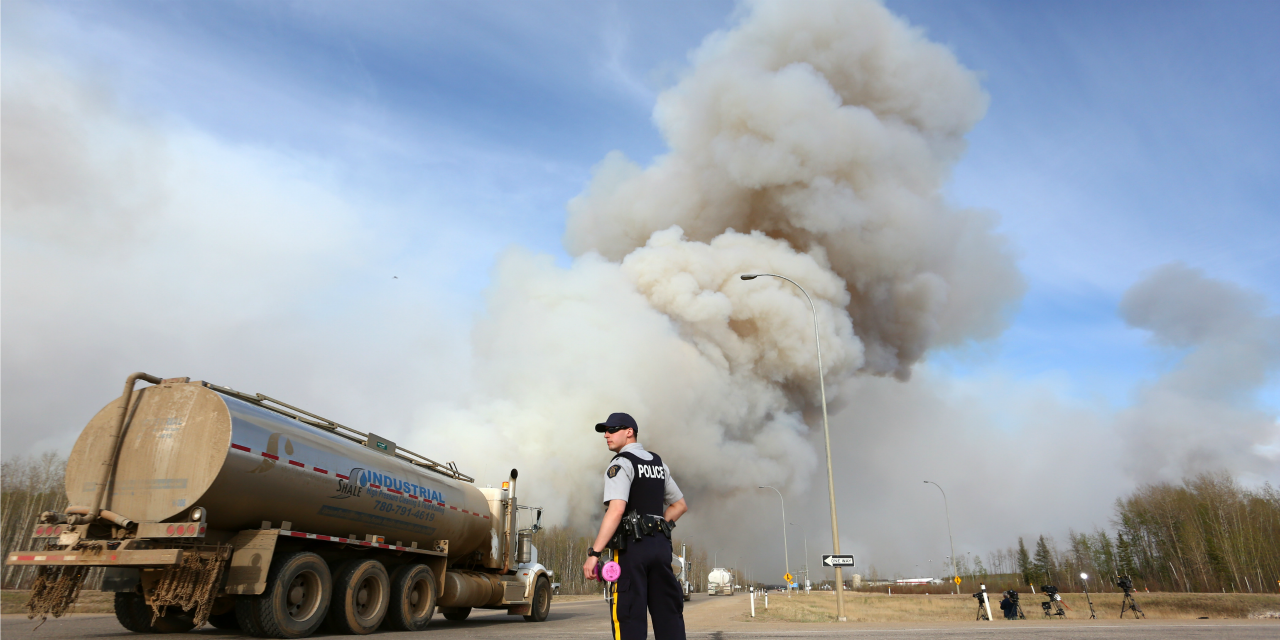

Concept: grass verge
[[741, 591, 1280, 623], [1, 590, 116, 615]]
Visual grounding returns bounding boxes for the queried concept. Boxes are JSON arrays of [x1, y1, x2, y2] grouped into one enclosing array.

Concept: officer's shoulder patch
[[607, 464, 621, 478]]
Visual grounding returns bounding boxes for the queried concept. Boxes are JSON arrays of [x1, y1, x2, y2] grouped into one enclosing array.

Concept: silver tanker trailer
[[6, 373, 554, 637]]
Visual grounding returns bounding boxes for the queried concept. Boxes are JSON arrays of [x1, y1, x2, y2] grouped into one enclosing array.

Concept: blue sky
[[896, 0, 1280, 409]]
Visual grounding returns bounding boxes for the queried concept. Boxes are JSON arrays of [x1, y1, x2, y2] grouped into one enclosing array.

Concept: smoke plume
[[428, 0, 1022, 527], [1118, 263, 1280, 481]]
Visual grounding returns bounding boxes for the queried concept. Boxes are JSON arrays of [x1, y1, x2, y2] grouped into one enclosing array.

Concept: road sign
[[954, 576, 962, 585], [821, 554, 855, 567], [784, 572, 794, 583]]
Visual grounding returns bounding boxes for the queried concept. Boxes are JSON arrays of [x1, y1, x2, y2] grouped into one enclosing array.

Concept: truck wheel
[[114, 592, 151, 633], [440, 606, 471, 621], [113, 592, 196, 633], [207, 598, 239, 630], [523, 577, 551, 622], [326, 559, 390, 635], [383, 564, 437, 631], [236, 551, 331, 638]]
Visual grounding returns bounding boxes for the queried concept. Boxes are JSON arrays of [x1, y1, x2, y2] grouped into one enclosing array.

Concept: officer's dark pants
[[610, 535, 685, 640]]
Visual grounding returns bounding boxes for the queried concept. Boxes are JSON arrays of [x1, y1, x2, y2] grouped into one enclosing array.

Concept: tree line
[[1000, 472, 1279, 594], [0, 452, 110, 589]]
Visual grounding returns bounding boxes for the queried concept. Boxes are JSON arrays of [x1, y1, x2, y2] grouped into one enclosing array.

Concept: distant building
[[894, 578, 944, 585]]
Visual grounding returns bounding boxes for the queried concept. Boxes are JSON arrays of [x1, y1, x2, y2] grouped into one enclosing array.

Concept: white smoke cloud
[[1117, 262, 1280, 481], [427, 0, 1023, 528], [0, 39, 471, 457]]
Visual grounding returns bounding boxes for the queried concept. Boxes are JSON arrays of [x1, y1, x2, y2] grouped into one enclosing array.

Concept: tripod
[[1042, 596, 1066, 618], [1120, 588, 1145, 619], [1082, 585, 1097, 619], [974, 588, 992, 621], [975, 597, 990, 621]]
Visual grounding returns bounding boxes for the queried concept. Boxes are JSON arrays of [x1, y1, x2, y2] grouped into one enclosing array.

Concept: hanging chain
[[149, 545, 231, 627]]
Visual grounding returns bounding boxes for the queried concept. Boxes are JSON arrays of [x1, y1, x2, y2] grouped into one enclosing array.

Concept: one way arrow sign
[[822, 554, 855, 567]]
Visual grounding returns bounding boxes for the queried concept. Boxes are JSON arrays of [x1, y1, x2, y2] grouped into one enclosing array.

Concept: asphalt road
[[3, 596, 1276, 639]]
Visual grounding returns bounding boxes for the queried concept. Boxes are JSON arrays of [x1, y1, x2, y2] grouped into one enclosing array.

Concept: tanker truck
[[6, 374, 554, 637], [707, 568, 734, 596]]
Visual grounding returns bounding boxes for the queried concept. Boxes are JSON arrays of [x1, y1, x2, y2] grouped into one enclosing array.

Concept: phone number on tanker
[[373, 499, 439, 522]]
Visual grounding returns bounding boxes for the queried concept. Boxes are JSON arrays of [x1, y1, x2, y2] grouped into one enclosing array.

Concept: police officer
[[581, 412, 687, 640]]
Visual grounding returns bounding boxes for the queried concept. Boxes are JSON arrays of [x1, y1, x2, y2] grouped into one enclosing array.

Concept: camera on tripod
[[1115, 575, 1134, 591], [1004, 590, 1019, 603], [972, 591, 985, 599], [1040, 585, 1066, 618]]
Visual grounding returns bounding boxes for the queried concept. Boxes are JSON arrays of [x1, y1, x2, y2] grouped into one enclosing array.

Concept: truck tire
[[236, 551, 331, 638], [440, 606, 471, 621], [383, 564, 437, 631], [326, 559, 390, 635], [113, 592, 196, 633], [523, 577, 551, 622], [207, 598, 239, 630]]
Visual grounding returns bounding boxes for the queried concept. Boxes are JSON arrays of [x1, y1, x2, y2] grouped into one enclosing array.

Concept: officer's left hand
[[583, 555, 599, 581]]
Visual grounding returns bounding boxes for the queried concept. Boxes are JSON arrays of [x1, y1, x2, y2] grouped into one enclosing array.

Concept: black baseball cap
[[595, 412, 638, 434]]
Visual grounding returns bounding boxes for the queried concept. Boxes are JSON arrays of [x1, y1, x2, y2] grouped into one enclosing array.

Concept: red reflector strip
[[313, 468, 327, 474], [336, 474, 349, 480], [436, 501, 445, 507], [449, 506, 458, 510], [461, 510, 470, 514], [387, 488, 402, 495], [261, 452, 279, 461], [483, 515, 490, 519], [408, 495, 419, 500], [289, 531, 307, 538], [370, 484, 381, 489], [230, 443, 251, 452], [288, 460, 305, 468]]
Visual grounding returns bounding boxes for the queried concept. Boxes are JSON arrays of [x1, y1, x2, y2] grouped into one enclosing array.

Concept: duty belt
[[608, 512, 674, 551]]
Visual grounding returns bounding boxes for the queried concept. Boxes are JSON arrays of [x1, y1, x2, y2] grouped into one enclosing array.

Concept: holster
[[609, 512, 675, 550]]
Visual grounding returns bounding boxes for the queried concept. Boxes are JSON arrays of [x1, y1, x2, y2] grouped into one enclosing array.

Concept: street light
[[741, 273, 847, 620], [790, 522, 809, 594], [923, 480, 958, 595], [758, 486, 791, 597]]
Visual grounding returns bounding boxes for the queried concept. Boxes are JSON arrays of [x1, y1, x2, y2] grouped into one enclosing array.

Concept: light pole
[[741, 273, 847, 620], [1080, 572, 1097, 619], [759, 486, 791, 596], [790, 522, 809, 594], [923, 480, 958, 594]]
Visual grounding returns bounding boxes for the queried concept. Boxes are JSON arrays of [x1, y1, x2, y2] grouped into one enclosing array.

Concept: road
[[2, 594, 1276, 639]]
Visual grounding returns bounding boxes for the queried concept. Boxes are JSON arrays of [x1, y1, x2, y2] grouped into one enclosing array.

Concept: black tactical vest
[[613, 450, 666, 517]]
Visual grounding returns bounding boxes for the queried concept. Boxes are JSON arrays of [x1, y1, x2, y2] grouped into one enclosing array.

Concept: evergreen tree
[[1033, 535, 1056, 586], [1016, 537, 1033, 586], [1115, 532, 1135, 578]]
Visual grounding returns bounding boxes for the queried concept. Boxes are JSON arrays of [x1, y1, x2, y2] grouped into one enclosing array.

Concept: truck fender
[[224, 529, 279, 595]]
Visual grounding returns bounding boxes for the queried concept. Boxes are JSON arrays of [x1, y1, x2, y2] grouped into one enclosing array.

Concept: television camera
[[1040, 585, 1066, 618], [1115, 575, 1145, 618]]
